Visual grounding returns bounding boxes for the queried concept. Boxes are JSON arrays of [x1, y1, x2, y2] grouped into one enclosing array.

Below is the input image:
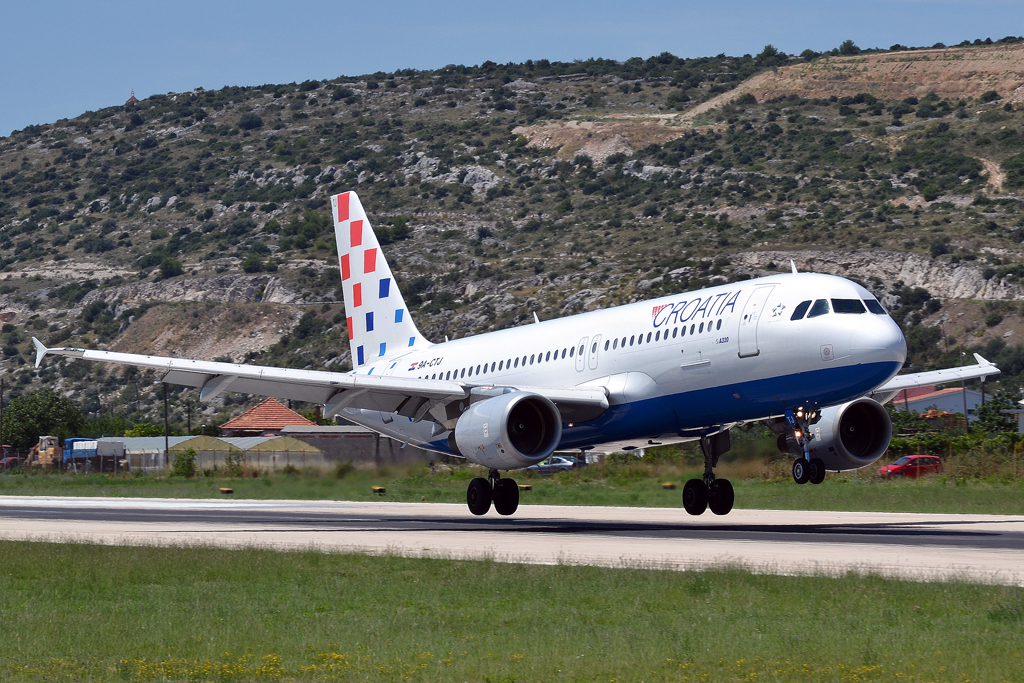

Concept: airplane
[[33, 191, 999, 517]]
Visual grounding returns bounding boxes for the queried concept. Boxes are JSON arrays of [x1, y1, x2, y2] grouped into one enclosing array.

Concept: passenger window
[[613, 338, 618, 349], [637, 334, 643, 345], [445, 371, 451, 380], [522, 356, 527, 366], [578, 344, 584, 355], [621, 337, 626, 347], [569, 346, 574, 357], [865, 299, 886, 314], [468, 367, 473, 377], [592, 342, 597, 353], [655, 331, 660, 341], [832, 299, 866, 314], [604, 340, 609, 351], [807, 299, 830, 318], [499, 361, 504, 370], [562, 349, 567, 359], [545, 351, 551, 361], [630, 335, 635, 346], [699, 322, 704, 333], [646, 332, 652, 343], [461, 368, 466, 378], [690, 324, 695, 335], [530, 354, 535, 365], [672, 327, 678, 338], [514, 358, 519, 368], [476, 365, 481, 374], [491, 362, 496, 372], [716, 319, 722, 330]]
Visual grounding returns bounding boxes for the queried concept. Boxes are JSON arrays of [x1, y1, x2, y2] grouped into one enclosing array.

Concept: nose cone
[[850, 316, 907, 365]]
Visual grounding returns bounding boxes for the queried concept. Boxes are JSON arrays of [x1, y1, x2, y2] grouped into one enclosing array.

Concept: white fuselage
[[341, 272, 907, 460]]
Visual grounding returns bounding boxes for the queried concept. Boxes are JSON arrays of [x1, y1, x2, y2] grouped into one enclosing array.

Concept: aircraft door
[[737, 286, 775, 358], [575, 336, 589, 372], [589, 334, 602, 370]]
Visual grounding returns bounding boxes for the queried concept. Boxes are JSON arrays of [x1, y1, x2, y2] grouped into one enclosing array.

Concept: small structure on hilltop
[[220, 398, 315, 437], [125, 90, 138, 104]]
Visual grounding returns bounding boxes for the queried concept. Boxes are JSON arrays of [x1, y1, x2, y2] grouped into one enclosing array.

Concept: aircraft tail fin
[[331, 191, 429, 369]]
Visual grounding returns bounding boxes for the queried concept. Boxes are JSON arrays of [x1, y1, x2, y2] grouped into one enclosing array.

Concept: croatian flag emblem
[[651, 304, 668, 320]]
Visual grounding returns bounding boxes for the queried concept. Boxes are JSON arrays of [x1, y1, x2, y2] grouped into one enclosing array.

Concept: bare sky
[[1, 0, 1022, 136]]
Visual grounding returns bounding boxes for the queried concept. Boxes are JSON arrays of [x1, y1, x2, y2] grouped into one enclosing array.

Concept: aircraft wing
[[868, 353, 1000, 404], [32, 338, 608, 423]]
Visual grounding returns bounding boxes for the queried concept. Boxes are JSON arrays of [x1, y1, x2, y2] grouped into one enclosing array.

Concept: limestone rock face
[[80, 275, 301, 306], [731, 250, 1024, 301]]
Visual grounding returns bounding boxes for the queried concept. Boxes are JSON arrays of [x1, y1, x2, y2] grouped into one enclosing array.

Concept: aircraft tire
[[809, 458, 826, 485], [708, 478, 734, 515], [682, 479, 708, 515], [467, 477, 492, 515], [792, 459, 810, 485], [493, 478, 520, 516]]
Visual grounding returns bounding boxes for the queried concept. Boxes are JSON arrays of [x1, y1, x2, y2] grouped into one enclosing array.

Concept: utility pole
[[960, 346, 969, 435], [186, 399, 192, 435], [163, 383, 169, 468]]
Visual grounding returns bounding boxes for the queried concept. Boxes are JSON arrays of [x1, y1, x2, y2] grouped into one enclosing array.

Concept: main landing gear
[[790, 410, 826, 486], [467, 469, 519, 516], [683, 432, 734, 516]]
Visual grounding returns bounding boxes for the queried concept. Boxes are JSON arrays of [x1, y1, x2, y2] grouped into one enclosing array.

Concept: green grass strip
[[0, 541, 1021, 681], [3, 465, 1024, 515]]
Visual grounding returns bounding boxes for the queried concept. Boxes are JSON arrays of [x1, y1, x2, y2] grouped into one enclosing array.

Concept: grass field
[[0, 541, 1021, 682], [2, 459, 1024, 515]]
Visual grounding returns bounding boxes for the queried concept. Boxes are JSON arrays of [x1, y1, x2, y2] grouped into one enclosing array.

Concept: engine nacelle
[[452, 391, 563, 470], [803, 398, 892, 471]]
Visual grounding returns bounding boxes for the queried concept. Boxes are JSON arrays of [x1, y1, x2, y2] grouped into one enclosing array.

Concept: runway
[[1, 496, 1023, 585]]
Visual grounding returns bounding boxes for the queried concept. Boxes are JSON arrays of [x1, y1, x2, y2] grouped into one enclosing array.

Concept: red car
[[877, 455, 943, 478], [0, 456, 24, 471]]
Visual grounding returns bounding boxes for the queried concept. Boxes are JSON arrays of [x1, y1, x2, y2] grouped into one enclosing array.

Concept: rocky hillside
[[4, 38, 1024, 430]]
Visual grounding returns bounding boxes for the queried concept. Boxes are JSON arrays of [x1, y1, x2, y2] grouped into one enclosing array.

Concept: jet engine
[[777, 398, 892, 471], [452, 391, 563, 470]]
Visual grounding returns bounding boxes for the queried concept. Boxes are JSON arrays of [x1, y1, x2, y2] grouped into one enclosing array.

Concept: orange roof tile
[[220, 398, 315, 430]]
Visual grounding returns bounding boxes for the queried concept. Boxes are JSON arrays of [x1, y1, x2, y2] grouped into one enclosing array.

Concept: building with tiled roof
[[893, 386, 982, 423], [220, 398, 315, 437]]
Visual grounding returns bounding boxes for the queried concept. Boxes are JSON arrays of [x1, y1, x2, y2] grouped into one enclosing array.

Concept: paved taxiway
[[1, 496, 1022, 585]]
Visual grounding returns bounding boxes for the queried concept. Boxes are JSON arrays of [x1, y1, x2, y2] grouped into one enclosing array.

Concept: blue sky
[[1, 0, 1022, 137]]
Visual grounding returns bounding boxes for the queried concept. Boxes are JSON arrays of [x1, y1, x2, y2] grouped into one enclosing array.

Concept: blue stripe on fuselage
[[422, 360, 901, 456]]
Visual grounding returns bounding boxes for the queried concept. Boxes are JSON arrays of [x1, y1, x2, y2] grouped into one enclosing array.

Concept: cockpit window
[[864, 299, 886, 314], [791, 300, 812, 320], [831, 299, 867, 314], [807, 299, 830, 318]]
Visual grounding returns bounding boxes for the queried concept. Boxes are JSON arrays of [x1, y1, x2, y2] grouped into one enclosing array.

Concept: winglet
[[974, 353, 993, 367], [533, 312, 540, 324], [790, 260, 798, 274], [32, 337, 48, 368]]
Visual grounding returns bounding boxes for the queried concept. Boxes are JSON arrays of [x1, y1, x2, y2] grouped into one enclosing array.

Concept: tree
[[159, 257, 183, 279], [2, 390, 85, 450], [756, 45, 785, 67], [124, 423, 165, 437], [238, 113, 263, 130], [975, 392, 1016, 436], [839, 40, 861, 56]]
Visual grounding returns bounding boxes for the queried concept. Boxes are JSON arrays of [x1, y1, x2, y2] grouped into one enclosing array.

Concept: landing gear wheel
[[682, 478, 709, 516], [467, 477, 492, 515], [708, 478, 734, 515], [792, 459, 810, 485], [493, 478, 520, 516], [809, 458, 826, 485]]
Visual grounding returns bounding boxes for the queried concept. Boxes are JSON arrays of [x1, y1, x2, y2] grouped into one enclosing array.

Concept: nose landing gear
[[683, 431, 734, 516], [789, 409, 826, 486], [467, 469, 520, 516]]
